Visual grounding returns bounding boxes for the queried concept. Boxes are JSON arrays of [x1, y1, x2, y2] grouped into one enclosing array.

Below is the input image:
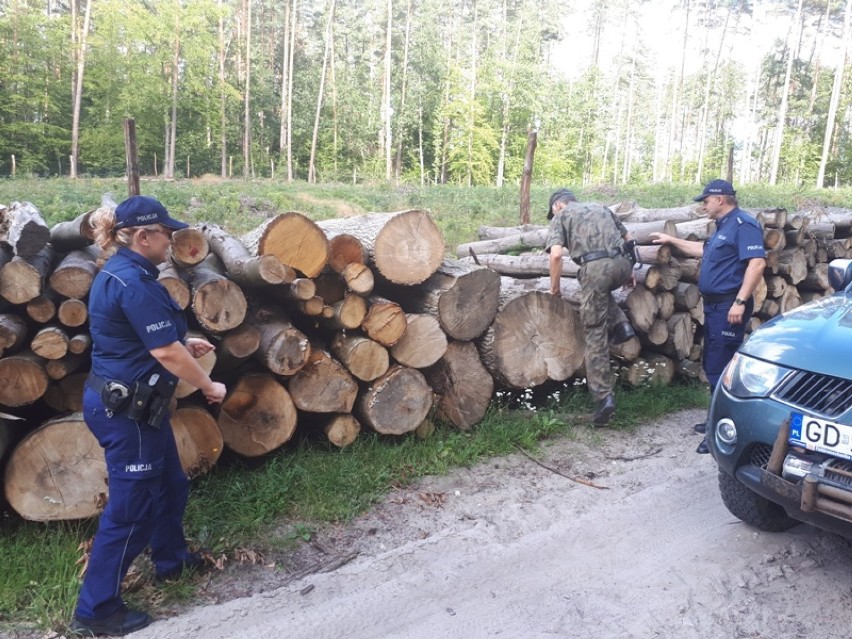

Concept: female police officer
[[71, 196, 227, 637]]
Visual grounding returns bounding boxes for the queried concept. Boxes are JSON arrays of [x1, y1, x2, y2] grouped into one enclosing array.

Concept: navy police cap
[[114, 195, 189, 230], [693, 179, 736, 202]]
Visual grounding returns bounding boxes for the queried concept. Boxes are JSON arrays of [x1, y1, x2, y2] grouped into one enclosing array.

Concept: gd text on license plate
[[790, 412, 852, 462]]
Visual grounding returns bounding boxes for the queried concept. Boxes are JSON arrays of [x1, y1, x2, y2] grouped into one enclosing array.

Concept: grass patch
[[0, 381, 707, 634]]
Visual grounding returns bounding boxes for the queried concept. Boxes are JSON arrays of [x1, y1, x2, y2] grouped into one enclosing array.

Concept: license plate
[[790, 413, 852, 462]]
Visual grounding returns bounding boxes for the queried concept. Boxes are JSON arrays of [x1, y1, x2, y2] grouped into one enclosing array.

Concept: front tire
[[717, 469, 798, 532]]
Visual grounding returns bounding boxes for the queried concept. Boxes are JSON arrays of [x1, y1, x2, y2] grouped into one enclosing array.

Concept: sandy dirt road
[[84, 409, 852, 638]]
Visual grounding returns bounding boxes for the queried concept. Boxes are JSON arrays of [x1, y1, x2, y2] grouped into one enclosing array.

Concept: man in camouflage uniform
[[545, 189, 636, 425]]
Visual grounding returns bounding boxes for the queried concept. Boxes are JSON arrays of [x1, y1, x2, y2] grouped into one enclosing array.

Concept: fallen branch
[[603, 447, 663, 462], [513, 444, 609, 490]]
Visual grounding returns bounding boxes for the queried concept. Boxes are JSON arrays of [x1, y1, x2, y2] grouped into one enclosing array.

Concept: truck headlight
[[721, 353, 791, 398]]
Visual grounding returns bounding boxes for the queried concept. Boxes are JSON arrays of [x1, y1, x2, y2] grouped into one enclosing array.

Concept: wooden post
[[519, 126, 538, 224], [11, 154, 15, 178], [727, 143, 734, 184], [124, 118, 140, 197]]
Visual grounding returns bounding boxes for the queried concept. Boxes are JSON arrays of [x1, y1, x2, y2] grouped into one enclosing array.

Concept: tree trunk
[[0, 246, 58, 304], [317, 210, 443, 285], [57, 298, 88, 328], [3, 413, 107, 521], [3, 201, 51, 258], [218, 373, 298, 456], [330, 332, 389, 381], [817, 0, 851, 187], [50, 209, 96, 252], [247, 306, 312, 376], [424, 340, 493, 430], [0, 351, 49, 406], [356, 364, 433, 435], [288, 348, 358, 413], [48, 245, 99, 299], [389, 313, 447, 369], [519, 128, 538, 224], [308, 0, 336, 183], [201, 223, 295, 286], [31, 326, 69, 360], [380, 258, 501, 340], [319, 413, 361, 448], [361, 296, 407, 346], [182, 255, 247, 333], [477, 289, 584, 389], [0, 313, 28, 354], [158, 263, 191, 309], [243, 212, 330, 278], [770, 0, 803, 185], [460, 253, 580, 278], [171, 404, 223, 478]]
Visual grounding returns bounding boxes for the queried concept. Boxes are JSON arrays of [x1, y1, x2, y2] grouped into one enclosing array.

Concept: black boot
[[70, 607, 150, 637], [696, 437, 710, 454], [610, 321, 636, 345], [693, 422, 706, 434], [592, 394, 616, 426]]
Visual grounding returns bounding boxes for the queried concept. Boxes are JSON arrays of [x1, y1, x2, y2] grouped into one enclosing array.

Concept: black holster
[[623, 239, 639, 266], [126, 373, 176, 429]]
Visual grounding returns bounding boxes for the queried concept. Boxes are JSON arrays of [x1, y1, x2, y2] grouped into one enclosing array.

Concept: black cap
[[114, 196, 189, 231], [693, 179, 736, 202], [547, 189, 576, 220]]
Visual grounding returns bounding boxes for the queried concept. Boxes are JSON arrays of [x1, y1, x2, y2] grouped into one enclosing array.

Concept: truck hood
[[742, 293, 852, 378]]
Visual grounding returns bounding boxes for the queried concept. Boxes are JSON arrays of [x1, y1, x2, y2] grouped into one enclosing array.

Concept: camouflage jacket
[[544, 202, 628, 261]]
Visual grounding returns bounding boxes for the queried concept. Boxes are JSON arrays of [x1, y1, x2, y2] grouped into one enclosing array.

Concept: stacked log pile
[[461, 201, 846, 389], [1, 202, 509, 521], [4, 196, 844, 522]]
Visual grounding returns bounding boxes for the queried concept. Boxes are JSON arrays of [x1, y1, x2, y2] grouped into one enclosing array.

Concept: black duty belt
[[702, 293, 738, 304], [575, 246, 625, 266]]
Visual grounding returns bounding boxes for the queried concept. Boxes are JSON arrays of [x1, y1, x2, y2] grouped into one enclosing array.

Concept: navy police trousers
[[703, 298, 753, 392], [75, 387, 192, 620]]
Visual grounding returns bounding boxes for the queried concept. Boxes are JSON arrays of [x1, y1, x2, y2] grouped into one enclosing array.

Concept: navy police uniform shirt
[[698, 207, 765, 296], [88, 247, 187, 385]]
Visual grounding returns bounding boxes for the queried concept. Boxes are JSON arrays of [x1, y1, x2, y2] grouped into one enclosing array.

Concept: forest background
[[3, 0, 852, 190]]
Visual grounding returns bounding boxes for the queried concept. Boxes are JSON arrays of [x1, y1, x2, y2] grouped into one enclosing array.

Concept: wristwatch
[[734, 297, 747, 306]]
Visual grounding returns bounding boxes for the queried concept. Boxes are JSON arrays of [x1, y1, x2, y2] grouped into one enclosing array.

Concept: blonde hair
[[89, 205, 138, 255]]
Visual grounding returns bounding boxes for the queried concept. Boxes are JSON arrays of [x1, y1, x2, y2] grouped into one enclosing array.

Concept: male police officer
[[545, 190, 637, 426], [651, 179, 766, 453]]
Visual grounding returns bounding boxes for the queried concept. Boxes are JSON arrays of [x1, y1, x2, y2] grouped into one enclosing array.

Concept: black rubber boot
[[693, 422, 706, 434], [696, 437, 710, 454], [70, 607, 150, 637], [610, 321, 636, 345], [592, 394, 616, 426]]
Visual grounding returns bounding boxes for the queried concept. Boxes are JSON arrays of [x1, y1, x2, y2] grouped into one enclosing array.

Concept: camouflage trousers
[[577, 256, 633, 401]]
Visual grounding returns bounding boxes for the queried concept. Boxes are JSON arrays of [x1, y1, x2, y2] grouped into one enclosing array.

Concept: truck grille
[[748, 444, 773, 469], [772, 370, 852, 420]]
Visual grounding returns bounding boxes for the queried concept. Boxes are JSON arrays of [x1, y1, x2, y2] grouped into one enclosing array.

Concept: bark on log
[[0, 351, 49, 406], [361, 297, 407, 347], [625, 220, 678, 243], [675, 258, 701, 283], [660, 313, 695, 360], [201, 223, 295, 287], [674, 282, 700, 311], [477, 224, 545, 240], [2, 201, 51, 258], [50, 209, 96, 252], [48, 245, 100, 299], [298, 296, 326, 317], [620, 354, 675, 387], [220, 323, 261, 359], [389, 313, 448, 369], [799, 263, 830, 291], [763, 228, 786, 252], [459, 253, 580, 278], [424, 340, 493, 430], [380, 259, 501, 340], [635, 244, 671, 265], [288, 349, 358, 413], [331, 332, 390, 381], [803, 222, 837, 240], [320, 413, 362, 448], [456, 229, 549, 258], [356, 364, 433, 435], [45, 352, 86, 380], [0, 245, 58, 304], [784, 227, 806, 247], [477, 289, 584, 388], [248, 306, 311, 376], [158, 263, 191, 309], [218, 373, 298, 456], [3, 413, 107, 521], [317, 210, 444, 285], [0, 313, 28, 354], [170, 227, 210, 267], [653, 263, 682, 291], [657, 291, 675, 320], [778, 286, 802, 313], [171, 404, 223, 478], [243, 212, 330, 278], [182, 254, 247, 333], [675, 219, 715, 241], [621, 204, 699, 224], [776, 249, 808, 285], [754, 208, 788, 229]]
